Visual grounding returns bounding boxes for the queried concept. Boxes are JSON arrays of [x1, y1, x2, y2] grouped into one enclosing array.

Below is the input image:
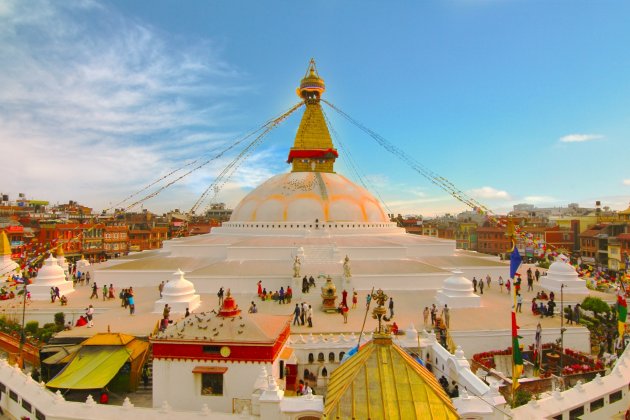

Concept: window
[[9, 389, 18, 401], [339, 352, 345, 360], [609, 389, 623, 403], [569, 406, 584, 419], [308, 353, 314, 363], [328, 352, 335, 362], [201, 373, 223, 396], [22, 398, 32, 412], [590, 398, 604, 411], [35, 409, 46, 420], [202, 345, 221, 355], [0, 382, 5, 393], [318, 352, 325, 362]]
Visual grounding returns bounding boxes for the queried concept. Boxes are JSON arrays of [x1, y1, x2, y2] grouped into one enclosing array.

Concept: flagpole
[[559, 283, 565, 388], [357, 287, 375, 350]]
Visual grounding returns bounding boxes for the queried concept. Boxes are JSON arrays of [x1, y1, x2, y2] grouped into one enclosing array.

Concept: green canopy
[[47, 346, 131, 390]]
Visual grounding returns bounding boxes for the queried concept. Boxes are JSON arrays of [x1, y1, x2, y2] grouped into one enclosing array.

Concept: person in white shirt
[[86, 304, 95, 328]]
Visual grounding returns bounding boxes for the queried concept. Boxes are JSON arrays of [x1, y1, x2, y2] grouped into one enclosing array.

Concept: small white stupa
[[0, 231, 19, 277], [153, 269, 200, 313], [76, 255, 90, 276], [436, 270, 481, 308], [540, 255, 588, 295], [28, 255, 75, 301]]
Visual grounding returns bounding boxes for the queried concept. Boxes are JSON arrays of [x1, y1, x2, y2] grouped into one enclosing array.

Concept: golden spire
[[287, 59, 338, 173], [0, 231, 11, 256], [56, 244, 64, 257]]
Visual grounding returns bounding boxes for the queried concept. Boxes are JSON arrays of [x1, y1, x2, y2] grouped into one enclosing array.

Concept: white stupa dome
[[163, 269, 196, 298], [436, 270, 480, 308], [540, 258, 588, 294], [36, 256, 66, 284], [230, 172, 388, 223], [154, 269, 200, 313], [442, 270, 474, 292], [547, 260, 577, 277]]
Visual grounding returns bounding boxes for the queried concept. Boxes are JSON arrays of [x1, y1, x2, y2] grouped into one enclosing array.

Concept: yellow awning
[[47, 346, 131, 390], [41, 345, 81, 365], [82, 333, 136, 346]]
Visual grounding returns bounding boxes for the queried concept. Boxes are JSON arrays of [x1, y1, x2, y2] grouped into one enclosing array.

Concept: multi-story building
[[0, 218, 25, 250], [38, 222, 104, 259], [543, 225, 575, 254], [399, 217, 422, 235], [104, 222, 129, 257], [579, 224, 627, 267], [128, 224, 168, 251], [455, 221, 477, 251], [205, 203, 233, 222], [476, 225, 509, 255]]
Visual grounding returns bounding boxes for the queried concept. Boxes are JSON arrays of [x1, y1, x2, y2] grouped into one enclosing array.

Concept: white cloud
[[559, 134, 604, 143], [623, 180, 630, 186], [0, 0, 255, 212], [468, 186, 511, 200]]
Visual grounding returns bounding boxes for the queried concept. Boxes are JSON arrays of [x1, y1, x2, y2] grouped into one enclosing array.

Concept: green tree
[[581, 297, 610, 315], [25, 321, 39, 336], [511, 389, 532, 408], [54, 312, 65, 328]]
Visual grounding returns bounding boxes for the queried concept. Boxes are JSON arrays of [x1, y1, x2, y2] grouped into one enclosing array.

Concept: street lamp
[[18, 280, 28, 369]]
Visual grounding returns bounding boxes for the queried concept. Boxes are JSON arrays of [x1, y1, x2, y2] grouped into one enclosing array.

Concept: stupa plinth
[[28, 255, 75, 301], [540, 256, 588, 295], [436, 270, 481, 308]]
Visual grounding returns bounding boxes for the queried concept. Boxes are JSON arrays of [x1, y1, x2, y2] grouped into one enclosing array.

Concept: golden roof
[[0, 230, 11, 256], [291, 101, 334, 151], [324, 337, 459, 420], [619, 203, 630, 215]]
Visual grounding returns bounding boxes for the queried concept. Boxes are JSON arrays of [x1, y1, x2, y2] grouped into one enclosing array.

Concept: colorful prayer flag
[[510, 244, 521, 280], [511, 310, 523, 392], [618, 282, 627, 338]]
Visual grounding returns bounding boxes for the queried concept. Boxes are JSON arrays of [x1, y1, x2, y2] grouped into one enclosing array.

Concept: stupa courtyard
[[1, 261, 613, 358]]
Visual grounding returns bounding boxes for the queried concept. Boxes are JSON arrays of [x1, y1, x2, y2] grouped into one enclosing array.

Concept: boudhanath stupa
[[95, 61, 507, 294]]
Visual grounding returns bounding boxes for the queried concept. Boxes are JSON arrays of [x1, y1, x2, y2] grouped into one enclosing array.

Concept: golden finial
[[56, 244, 65, 257], [0, 231, 11, 256], [297, 58, 325, 101], [371, 289, 389, 335]]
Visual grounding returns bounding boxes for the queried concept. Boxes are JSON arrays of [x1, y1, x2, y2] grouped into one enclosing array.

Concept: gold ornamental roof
[[0, 231, 11, 256], [324, 338, 459, 420], [291, 101, 334, 152]]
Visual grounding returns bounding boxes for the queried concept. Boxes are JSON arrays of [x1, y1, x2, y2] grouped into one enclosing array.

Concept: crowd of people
[[257, 281, 294, 303]]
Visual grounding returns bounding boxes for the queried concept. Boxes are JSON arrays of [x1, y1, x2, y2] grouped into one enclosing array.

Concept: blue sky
[[2, 0, 629, 217]]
